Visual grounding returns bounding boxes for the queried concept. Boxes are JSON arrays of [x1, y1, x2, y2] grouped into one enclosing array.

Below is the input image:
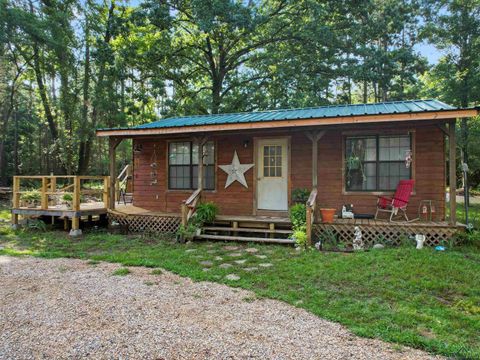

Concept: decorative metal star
[[219, 150, 254, 188]]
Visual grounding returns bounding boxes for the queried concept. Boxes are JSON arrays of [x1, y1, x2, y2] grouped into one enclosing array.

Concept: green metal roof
[[103, 99, 457, 131]]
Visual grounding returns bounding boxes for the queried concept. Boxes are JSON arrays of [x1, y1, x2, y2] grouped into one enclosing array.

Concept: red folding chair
[[375, 180, 415, 222]]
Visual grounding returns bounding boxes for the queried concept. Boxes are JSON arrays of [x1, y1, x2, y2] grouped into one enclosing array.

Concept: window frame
[[167, 140, 216, 191], [343, 132, 414, 194]]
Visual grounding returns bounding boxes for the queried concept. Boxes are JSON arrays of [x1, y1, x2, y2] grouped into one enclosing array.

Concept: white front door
[[257, 138, 288, 211]]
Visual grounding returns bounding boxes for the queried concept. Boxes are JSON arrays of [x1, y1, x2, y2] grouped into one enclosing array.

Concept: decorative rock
[[69, 229, 82, 237], [200, 261, 213, 267], [373, 244, 385, 249], [259, 263, 273, 268], [219, 263, 233, 269], [255, 255, 267, 259], [223, 246, 239, 251], [228, 252, 242, 257], [234, 259, 247, 264], [243, 267, 258, 272], [245, 248, 258, 253], [225, 274, 240, 281]]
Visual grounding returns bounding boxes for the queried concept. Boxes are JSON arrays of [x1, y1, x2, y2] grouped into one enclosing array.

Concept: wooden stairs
[[195, 215, 295, 244]]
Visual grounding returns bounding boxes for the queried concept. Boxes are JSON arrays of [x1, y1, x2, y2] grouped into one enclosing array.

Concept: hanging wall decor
[[405, 150, 413, 168], [219, 150, 254, 188], [150, 144, 158, 185]]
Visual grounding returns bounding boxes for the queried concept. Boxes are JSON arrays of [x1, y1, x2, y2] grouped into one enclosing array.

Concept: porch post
[[305, 130, 325, 189], [109, 137, 122, 210], [449, 120, 457, 225], [194, 136, 208, 191]]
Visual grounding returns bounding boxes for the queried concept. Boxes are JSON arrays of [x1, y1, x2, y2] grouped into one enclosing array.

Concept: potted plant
[[20, 190, 41, 208], [320, 208, 336, 223], [62, 193, 73, 209]]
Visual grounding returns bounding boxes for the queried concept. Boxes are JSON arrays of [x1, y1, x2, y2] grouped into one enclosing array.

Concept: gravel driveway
[[0, 256, 440, 359]]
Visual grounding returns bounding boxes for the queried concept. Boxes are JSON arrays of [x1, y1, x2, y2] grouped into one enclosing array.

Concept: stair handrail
[[306, 188, 317, 246], [181, 189, 202, 226], [116, 164, 131, 201]]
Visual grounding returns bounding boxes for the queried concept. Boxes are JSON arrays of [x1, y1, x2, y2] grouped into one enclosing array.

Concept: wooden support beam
[[41, 177, 48, 210], [12, 176, 20, 227], [103, 176, 110, 209], [73, 176, 81, 211], [449, 120, 457, 225], [109, 137, 122, 210], [305, 130, 325, 189]]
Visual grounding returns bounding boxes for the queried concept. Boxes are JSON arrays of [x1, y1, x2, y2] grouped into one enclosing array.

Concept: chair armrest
[[377, 196, 393, 208]]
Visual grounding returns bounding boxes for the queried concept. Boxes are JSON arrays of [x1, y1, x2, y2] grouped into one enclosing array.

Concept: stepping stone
[[207, 250, 217, 254], [259, 263, 273, 268], [214, 256, 223, 261], [228, 252, 243, 257], [185, 249, 196, 253], [202, 268, 211, 272], [223, 246, 240, 251], [245, 248, 258, 253], [219, 263, 233, 269], [243, 267, 258, 272], [225, 274, 240, 281], [200, 260, 213, 267], [255, 255, 267, 259], [234, 259, 247, 264]]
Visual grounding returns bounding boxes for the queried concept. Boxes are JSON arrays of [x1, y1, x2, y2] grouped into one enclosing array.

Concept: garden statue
[[415, 234, 426, 249], [353, 226, 364, 250]]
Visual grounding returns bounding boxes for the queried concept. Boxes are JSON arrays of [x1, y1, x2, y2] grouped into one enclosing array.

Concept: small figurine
[[353, 226, 364, 250], [415, 234, 425, 249], [342, 204, 354, 219]]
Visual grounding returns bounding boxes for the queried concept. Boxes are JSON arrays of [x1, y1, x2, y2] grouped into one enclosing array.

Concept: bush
[[62, 193, 73, 202], [292, 188, 310, 203], [292, 228, 307, 248], [289, 203, 306, 231], [20, 190, 41, 203], [194, 202, 218, 225]]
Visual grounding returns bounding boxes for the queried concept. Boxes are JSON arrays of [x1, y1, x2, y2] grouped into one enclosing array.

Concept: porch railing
[[181, 189, 202, 226], [115, 164, 132, 201], [306, 188, 317, 246], [12, 175, 110, 211]]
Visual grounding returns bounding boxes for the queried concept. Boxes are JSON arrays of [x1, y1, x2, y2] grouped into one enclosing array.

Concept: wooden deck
[[12, 201, 107, 218]]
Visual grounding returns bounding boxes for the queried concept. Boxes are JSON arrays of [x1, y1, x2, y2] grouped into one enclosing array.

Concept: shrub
[[292, 228, 307, 249], [176, 223, 197, 241], [62, 193, 73, 202], [194, 202, 218, 225], [291, 188, 310, 203], [20, 190, 41, 203], [289, 203, 306, 231]]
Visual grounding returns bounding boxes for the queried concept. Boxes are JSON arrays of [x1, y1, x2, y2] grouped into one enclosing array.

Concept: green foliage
[[112, 268, 131, 276], [289, 203, 306, 231], [292, 228, 307, 249], [194, 202, 218, 225], [291, 188, 310, 203], [20, 191, 41, 202], [24, 219, 47, 232], [176, 223, 198, 241], [62, 193, 73, 202]]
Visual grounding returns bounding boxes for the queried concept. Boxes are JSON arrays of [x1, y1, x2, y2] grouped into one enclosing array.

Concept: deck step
[[196, 234, 294, 244], [202, 226, 292, 234]]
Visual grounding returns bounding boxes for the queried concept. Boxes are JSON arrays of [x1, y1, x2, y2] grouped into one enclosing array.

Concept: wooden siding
[[132, 123, 445, 220]]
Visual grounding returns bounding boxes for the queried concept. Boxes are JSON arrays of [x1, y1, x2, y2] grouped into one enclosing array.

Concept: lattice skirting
[[313, 223, 462, 247], [108, 212, 180, 234]]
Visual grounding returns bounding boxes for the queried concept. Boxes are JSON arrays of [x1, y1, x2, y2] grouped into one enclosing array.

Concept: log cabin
[[96, 99, 479, 246]]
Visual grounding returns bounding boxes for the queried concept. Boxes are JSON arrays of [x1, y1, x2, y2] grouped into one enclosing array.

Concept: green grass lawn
[[0, 204, 479, 358]]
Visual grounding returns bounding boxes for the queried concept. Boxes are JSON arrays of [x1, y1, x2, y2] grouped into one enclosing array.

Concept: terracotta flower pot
[[320, 208, 336, 223]]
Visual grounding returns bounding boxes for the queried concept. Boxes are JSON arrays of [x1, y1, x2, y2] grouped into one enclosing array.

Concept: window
[[168, 141, 215, 190], [263, 145, 282, 177], [345, 135, 411, 191]]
